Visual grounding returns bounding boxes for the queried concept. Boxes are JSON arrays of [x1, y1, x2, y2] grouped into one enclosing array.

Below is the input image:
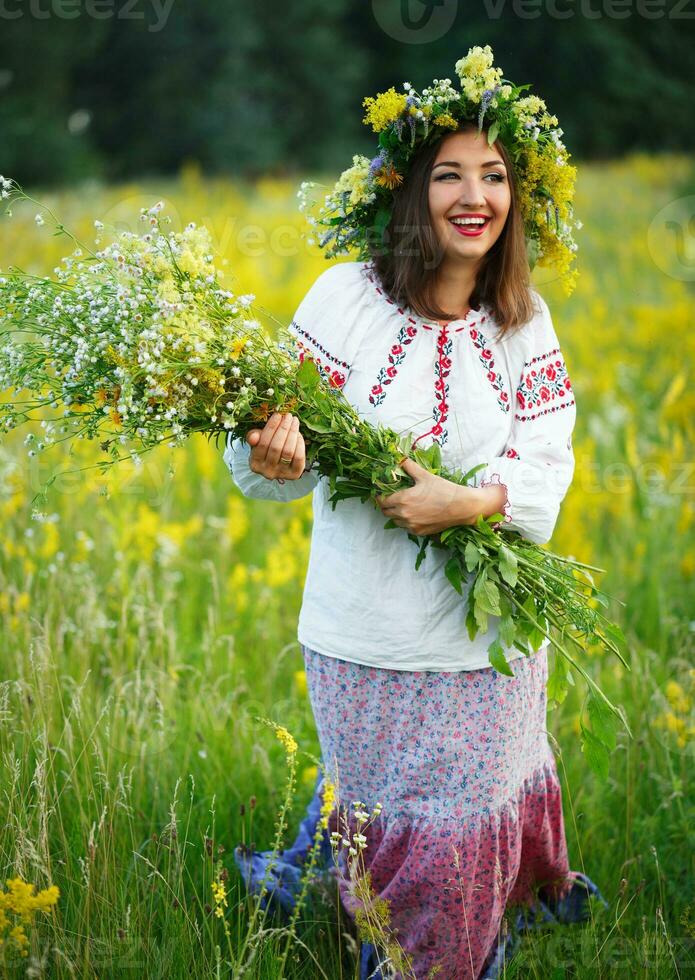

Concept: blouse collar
[[360, 261, 489, 331]]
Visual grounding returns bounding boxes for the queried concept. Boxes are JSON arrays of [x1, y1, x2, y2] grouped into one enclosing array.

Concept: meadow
[[0, 154, 693, 977]]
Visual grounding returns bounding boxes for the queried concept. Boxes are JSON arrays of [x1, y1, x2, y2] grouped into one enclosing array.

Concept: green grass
[[0, 155, 694, 976]]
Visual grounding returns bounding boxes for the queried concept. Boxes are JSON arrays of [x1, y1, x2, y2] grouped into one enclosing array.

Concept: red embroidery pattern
[[468, 325, 510, 413], [288, 321, 349, 390], [295, 341, 347, 389], [515, 348, 574, 422], [289, 321, 350, 370], [363, 266, 421, 407], [369, 320, 419, 407], [412, 324, 452, 448], [478, 472, 513, 529], [361, 263, 508, 446]]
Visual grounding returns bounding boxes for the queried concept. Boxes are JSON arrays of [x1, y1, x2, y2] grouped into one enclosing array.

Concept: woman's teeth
[[449, 217, 490, 236]]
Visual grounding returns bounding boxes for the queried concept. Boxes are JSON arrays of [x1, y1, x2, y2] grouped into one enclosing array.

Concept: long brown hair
[[369, 123, 535, 338]]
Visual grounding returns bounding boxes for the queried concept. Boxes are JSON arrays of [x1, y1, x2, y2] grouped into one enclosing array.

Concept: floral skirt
[[302, 642, 579, 980]]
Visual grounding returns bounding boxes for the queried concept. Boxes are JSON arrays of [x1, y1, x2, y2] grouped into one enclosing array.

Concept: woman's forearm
[[448, 482, 509, 527]]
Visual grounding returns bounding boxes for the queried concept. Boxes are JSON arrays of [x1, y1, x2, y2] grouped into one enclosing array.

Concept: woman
[[225, 51, 606, 980]]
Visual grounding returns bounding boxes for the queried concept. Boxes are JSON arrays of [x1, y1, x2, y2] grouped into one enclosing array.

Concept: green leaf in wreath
[[526, 237, 539, 271], [487, 638, 515, 676], [487, 121, 500, 146], [374, 206, 392, 238]]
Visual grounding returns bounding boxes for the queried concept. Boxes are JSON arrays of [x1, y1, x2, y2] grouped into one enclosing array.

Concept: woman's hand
[[246, 412, 309, 481], [375, 457, 485, 536]]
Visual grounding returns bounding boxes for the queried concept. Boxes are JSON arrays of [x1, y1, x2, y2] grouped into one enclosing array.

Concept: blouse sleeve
[[473, 292, 577, 545], [222, 262, 365, 502]]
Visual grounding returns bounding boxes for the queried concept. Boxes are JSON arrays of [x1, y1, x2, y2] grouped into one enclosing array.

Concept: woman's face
[[428, 128, 512, 265]]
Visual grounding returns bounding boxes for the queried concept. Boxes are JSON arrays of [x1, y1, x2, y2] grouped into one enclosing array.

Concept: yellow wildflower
[[211, 878, 228, 919], [293, 669, 307, 697], [274, 725, 298, 757], [230, 337, 248, 360], [318, 776, 337, 831], [362, 87, 407, 133], [665, 681, 691, 715], [227, 563, 249, 612], [0, 878, 59, 957], [14, 592, 30, 613], [513, 94, 548, 123], [301, 764, 318, 786], [225, 497, 249, 545], [434, 113, 459, 130], [454, 45, 504, 102], [39, 523, 59, 560], [334, 156, 373, 207]]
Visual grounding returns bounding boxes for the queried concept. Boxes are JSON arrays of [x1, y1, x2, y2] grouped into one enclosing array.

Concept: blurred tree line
[[1, 0, 693, 186]]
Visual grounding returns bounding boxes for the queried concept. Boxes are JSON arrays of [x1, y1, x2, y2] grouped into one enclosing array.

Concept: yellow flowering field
[[0, 156, 693, 976]]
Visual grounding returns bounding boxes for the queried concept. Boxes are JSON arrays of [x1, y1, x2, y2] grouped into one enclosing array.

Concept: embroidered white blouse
[[223, 260, 576, 672]]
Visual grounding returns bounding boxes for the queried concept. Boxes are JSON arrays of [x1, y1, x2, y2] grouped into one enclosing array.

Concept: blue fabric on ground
[[233, 770, 333, 920]]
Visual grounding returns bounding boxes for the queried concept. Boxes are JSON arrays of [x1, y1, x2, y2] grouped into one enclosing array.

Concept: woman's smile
[[447, 213, 493, 237]]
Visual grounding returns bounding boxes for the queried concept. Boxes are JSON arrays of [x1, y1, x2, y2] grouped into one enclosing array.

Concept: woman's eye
[[434, 172, 505, 182]]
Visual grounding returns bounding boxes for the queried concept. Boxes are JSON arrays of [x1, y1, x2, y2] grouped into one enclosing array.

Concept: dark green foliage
[[1, 2, 693, 185]]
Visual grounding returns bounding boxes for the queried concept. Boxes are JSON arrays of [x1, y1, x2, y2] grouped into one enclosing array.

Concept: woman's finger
[[292, 426, 307, 473], [275, 416, 300, 467], [264, 414, 294, 467], [287, 437, 307, 479], [254, 413, 284, 460]]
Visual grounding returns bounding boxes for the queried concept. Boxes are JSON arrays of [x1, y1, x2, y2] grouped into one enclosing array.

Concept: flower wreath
[[298, 44, 582, 295]]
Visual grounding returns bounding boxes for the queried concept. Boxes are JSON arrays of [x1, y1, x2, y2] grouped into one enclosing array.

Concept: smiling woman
[[371, 122, 535, 336], [228, 46, 605, 980]]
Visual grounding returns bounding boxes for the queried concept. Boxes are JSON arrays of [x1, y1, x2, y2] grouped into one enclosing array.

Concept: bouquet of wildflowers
[[0, 178, 628, 777]]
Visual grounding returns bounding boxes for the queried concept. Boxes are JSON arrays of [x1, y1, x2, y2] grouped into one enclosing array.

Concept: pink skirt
[[302, 642, 578, 980]]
